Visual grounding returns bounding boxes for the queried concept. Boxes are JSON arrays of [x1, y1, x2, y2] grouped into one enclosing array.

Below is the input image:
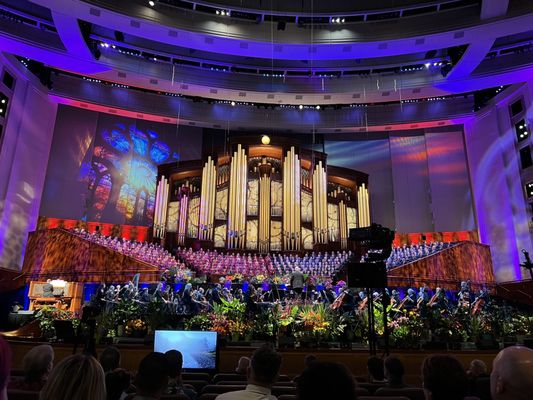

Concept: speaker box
[[346, 262, 387, 288]]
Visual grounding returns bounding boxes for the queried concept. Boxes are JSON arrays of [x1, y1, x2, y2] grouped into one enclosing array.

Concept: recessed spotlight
[[148, 1, 155, 7], [299, 105, 304, 110], [231, 101, 236, 106], [316, 105, 320, 110]]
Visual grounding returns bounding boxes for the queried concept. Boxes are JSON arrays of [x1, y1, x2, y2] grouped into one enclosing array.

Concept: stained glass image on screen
[[154, 330, 218, 370], [78, 114, 180, 225]]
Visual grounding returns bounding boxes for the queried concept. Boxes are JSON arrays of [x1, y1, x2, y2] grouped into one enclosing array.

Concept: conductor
[[290, 266, 304, 298]]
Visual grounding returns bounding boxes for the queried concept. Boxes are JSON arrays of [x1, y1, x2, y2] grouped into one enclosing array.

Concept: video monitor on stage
[[154, 330, 218, 371]]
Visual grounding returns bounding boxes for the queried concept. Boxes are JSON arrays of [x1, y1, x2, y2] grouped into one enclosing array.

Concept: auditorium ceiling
[[0, 0, 532, 131]]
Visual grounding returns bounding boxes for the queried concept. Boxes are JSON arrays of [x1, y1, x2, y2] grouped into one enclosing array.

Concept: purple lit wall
[[326, 128, 475, 234], [40, 105, 203, 226], [0, 56, 58, 271], [463, 82, 533, 282]]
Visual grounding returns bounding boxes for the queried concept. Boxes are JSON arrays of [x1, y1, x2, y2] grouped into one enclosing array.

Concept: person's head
[[235, 356, 250, 375], [491, 345, 533, 400], [99, 346, 121, 373], [39, 354, 105, 400], [135, 352, 169, 397], [468, 359, 488, 378], [367, 356, 385, 382], [0, 336, 11, 400], [164, 350, 183, 379], [105, 368, 132, 400], [23, 344, 54, 383], [384, 356, 405, 385], [248, 344, 282, 387], [304, 354, 317, 369], [297, 361, 357, 400], [422, 355, 468, 400]]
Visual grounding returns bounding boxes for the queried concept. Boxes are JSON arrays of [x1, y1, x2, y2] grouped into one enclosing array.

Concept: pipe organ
[[155, 141, 369, 251]]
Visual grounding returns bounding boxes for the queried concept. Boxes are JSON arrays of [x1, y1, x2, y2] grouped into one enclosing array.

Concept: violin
[[331, 291, 347, 310], [428, 293, 439, 307]]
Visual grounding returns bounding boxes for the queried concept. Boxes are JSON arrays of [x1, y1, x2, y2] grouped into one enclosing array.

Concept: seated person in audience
[[9, 344, 54, 391], [467, 359, 490, 400], [235, 356, 251, 375], [296, 361, 357, 400], [132, 352, 169, 400], [421, 354, 468, 400], [467, 359, 488, 378], [0, 336, 11, 400], [491, 345, 533, 400], [164, 350, 197, 400], [293, 354, 318, 383], [40, 354, 106, 400], [367, 356, 386, 383], [99, 346, 121, 373], [216, 344, 282, 400], [384, 356, 407, 388], [106, 368, 132, 400]]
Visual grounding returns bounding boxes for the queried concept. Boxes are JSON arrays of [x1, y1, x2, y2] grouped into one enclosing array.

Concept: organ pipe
[[312, 161, 328, 244], [153, 176, 169, 239], [199, 156, 216, 241], [258, 158, 272, 254], [357, 183, 370, 227], [339, 199, 348, 249], [283, 147, 301, 251], [228, 145, 247, 249]]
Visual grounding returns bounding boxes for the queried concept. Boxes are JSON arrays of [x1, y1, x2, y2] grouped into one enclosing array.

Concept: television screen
[[154, 330, 218, 370]]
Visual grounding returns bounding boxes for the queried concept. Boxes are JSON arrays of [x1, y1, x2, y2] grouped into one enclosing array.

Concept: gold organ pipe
[[229, 149, 236, 248]]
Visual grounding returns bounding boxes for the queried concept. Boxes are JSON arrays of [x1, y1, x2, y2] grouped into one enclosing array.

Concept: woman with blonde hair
[[40, 354, 106, 400]]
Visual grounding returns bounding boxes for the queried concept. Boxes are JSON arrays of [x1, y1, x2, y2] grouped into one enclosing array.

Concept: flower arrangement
[[388, 311, 425, 348], [124, 319, 147, 336], [185, 314, 212, 331], [251, 274, 267, 284], [34, 306, 76, 339]]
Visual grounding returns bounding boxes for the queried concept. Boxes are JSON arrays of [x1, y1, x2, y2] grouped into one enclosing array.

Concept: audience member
[[303, 354, 317, 368], [422, 355, 468, 400], [40, 354, 106, 400], [216, 344, 282, 400], [467, 359, 488, 378], [367, 356, 386, 383], [105, 368, 132, 400], [164, 350, 197, 400], [296, 361, 357, 400], [491, 345, 533, 400], [0, 336, 11, 400], [9, 344, 54, 391], [100, 346, 121, 373], [384, 356, 407, 388], [235, 356, 251, 375], [132, 352, 169, 400]]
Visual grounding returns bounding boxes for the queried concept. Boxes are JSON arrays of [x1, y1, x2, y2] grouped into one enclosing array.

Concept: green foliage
[[34, 306, 75, 339]]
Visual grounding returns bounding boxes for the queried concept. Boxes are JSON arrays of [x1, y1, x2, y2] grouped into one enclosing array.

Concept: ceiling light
[[316, 105, 320, 110], [231, 101, 236, 106], [299, 105, 304, 110], [261, 135, 271, 145], [148, 1, 155, 6]]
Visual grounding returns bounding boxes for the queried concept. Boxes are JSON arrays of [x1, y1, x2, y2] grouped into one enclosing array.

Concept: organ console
[[28, 281, 83, 313]]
